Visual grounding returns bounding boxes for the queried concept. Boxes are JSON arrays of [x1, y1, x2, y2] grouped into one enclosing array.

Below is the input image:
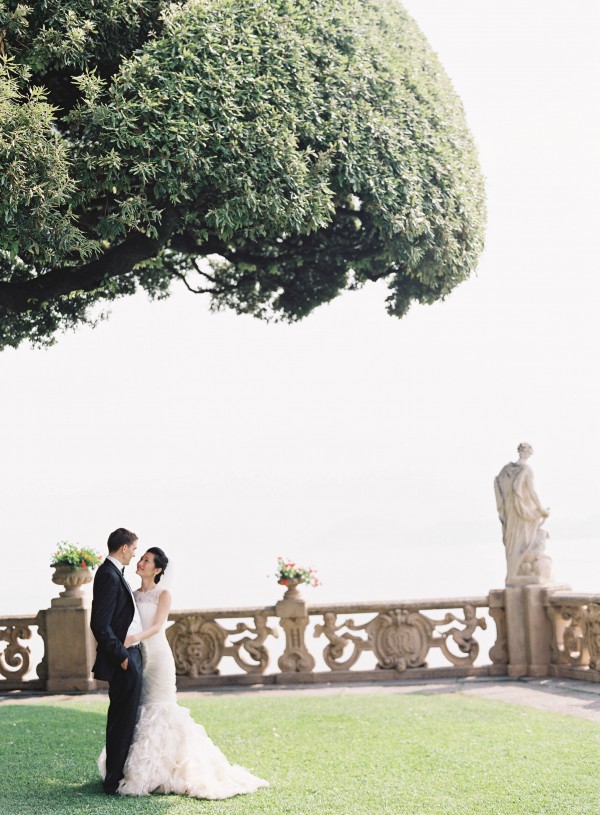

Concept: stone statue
[[494, 443, 552, 587]]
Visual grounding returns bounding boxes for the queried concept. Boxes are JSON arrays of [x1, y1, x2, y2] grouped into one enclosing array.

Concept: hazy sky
[[1, 0, 599, 616]]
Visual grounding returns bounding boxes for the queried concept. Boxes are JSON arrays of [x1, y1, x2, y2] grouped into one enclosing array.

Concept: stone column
[[504, 584, 570, 677], [45, 593, 97, 692], [275, 594, 315, 674]]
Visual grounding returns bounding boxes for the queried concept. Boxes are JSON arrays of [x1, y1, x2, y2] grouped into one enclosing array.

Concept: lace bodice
[[132, 586, 174, 706], [133, 586, 163, 605], [133, 587, 164, 629]]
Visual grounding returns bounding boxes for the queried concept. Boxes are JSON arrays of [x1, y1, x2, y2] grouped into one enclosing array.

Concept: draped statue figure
[[494, 443, 552, 587]]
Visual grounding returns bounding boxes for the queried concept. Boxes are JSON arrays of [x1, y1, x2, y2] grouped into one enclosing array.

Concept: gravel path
[[3, 677, 600, 723], [176, 677, 600, 723]]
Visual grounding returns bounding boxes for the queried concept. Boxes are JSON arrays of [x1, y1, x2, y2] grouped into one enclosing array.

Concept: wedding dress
[[99, 586, 268, 798]]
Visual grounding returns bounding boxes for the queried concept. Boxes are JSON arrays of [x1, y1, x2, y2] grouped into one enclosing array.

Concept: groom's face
[[121, 541, 138, 565]]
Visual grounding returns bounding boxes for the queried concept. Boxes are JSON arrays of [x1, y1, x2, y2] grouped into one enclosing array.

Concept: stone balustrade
[[545, 590, 600, 682], [160, 595, 503, 687], [4, 586, 600, 693], [167, 606, 278, 681]]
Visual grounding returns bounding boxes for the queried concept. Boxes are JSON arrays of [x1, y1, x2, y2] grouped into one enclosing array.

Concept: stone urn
[[51, 565, 93, 598], [279, 578, 305, 601]]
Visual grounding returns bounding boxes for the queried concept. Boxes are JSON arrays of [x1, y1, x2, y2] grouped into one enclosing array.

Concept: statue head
[[517, 442, 533, 459]]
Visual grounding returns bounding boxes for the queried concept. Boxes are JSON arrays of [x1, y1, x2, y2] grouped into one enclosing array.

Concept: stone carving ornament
[[166, 613, 277, 676], [494, 443, 552, 587], [35, 610, 48, 681], [0, 623, 32, 679], [314, 604, 487, 673], [166, 615, 227, 676], [583, 603, 600, 671], [435, 605, 487, 665], [314, 611, 367, 671], [488, 595, 508, 666], [228, 612, 278, 674], [367, 609, 433, 671], [561, 607, 587, 666]]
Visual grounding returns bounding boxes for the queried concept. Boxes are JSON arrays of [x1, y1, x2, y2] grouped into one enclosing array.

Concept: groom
[[90, 527, 143, 795]]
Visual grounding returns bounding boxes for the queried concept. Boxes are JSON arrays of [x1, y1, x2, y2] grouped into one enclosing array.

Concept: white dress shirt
[[106, 555, 143, 641]]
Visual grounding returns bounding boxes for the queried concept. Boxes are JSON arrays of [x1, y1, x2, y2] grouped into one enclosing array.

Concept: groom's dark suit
[[91, 558, 142, 795]]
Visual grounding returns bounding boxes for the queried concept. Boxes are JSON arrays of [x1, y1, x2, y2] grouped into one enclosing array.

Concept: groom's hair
[[107, 528, 138, 553]]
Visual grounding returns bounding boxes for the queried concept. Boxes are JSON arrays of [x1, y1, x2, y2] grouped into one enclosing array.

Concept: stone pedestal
[[45, 595, 97, 692], [505, 584, 569, 677], [275, 596, 315, 673]]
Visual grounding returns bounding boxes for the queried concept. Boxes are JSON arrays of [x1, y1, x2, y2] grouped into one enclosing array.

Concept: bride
[[99, 546, 268, 798]]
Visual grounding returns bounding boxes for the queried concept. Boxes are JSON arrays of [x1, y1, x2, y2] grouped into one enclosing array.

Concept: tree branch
[[0, 209, 179, 314], [171, 270, 212, 295], [170, 232, 227, 257]]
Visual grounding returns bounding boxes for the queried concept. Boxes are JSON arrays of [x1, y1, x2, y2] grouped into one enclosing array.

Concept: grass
[[0, 690, 599, 815]]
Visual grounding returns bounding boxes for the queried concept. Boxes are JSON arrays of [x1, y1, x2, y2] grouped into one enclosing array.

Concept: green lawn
[[0, 691, 598, 815]]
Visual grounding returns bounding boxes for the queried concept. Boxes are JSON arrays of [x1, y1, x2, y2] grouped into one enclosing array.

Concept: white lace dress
[[99, 587, 268, 798]]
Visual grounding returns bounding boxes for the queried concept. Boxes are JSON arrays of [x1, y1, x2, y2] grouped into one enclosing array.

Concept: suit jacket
[[90, 559, 135, 681]]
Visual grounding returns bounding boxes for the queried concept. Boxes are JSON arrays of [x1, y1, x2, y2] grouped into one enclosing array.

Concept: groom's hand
[[121, 657, 129, 670]]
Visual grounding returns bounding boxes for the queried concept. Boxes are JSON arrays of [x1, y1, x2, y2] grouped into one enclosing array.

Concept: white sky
[[1, 0, 599, 616]]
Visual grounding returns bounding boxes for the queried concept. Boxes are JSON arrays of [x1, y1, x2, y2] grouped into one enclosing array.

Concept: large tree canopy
[[0, 0, 485, 349]]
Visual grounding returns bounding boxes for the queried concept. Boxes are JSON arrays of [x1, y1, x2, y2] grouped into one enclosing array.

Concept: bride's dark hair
[[146, 547, 168, 584]]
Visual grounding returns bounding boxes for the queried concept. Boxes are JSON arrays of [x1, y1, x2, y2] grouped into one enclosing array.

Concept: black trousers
[[103, 646, 142, 794]]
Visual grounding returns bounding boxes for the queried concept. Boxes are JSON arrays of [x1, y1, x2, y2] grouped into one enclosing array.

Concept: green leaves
[[0, 59, 94, 265], [50, 541, 103, 569], [0, 0, 486, 349]]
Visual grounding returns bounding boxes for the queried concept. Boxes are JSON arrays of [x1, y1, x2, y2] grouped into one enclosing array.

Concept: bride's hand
[[124, 634, 136, 648]]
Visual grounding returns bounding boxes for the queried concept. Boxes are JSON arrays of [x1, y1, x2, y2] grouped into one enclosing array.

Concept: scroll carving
[[561, 606, 587, 666], [489, 606, 508, 665], [0, 624, 32, 679], [547, 605, 588, 667], [167, 613, 277, 676], [433, 605, 487, 666], [35, 610, 48, 681], [313, 605, 488, 673], [545, 603, 560, 665], [583, 603, 600, 671], [314, 612, 369, 671], [223, 613, 277, 674], [158, 598, 495, 684]]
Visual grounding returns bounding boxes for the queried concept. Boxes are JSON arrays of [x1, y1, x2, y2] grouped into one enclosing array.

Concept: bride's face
[[136, 551, 159, 581]]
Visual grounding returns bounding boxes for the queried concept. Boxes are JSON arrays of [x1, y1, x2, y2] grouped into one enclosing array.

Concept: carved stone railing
[[311, 598, 493, 675], [166, 595, 506, 688], [7, 587, 600, 692], [0, 612, 47, 690], [545, 591, 600, 682], [167, 607, 279, 683], [0, 593, 510, 692]]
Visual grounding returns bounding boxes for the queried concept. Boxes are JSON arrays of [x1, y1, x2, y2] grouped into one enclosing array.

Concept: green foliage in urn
[[51, 541, 103, 570], [0, 0, 485, 350]]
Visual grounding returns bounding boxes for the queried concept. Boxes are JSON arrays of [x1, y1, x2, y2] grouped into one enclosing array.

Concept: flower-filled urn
[[50, 542, 103, 599]]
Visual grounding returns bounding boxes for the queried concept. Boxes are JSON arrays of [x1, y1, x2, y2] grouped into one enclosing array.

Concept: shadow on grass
[[0, 704, 179, 815]]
